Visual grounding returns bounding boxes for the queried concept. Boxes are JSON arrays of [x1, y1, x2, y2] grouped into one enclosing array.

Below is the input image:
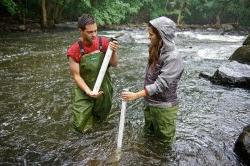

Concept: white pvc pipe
[[117, 89, 128, 150], [117, 100, 127, 149], [93, 40, 116, 93]]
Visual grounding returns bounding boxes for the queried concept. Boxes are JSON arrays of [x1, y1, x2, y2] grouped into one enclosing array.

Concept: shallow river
[[0, 29, 249, 165]]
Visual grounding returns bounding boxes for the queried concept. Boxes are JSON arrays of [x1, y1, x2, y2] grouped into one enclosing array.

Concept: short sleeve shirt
[[67, 36, 109, 63]]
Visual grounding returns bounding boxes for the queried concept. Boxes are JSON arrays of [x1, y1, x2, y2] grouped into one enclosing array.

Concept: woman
[[121, 16, 183, 144]]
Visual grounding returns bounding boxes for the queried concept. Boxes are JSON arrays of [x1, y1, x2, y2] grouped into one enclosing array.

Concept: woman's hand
[[121, 91, 138, 101], [121, 89, 147, 101]]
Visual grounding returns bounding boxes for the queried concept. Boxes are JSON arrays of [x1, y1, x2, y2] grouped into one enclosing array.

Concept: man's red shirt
[[67, 37, 109, 63]]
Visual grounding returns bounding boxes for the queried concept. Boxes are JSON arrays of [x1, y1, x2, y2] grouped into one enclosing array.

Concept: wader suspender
[[78, 36, 103, 56]]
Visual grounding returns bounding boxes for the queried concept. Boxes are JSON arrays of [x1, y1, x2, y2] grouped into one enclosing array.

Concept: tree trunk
[[177, 1, 187, 26], [53, 1, 66, 23], [215, 7, 223, 26], [177, 12, 182, 25], [216, 14, 221, 26], [41, 0, 48, 28], [45, 1, 56, 28], [91, 0, 98, 6], [215, 1, 228, 27], [53, 3, 60, 23], [57, 5, 65, 23]]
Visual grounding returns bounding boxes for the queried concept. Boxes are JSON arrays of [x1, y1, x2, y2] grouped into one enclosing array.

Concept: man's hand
[[85, 89, 104, 98], [109, 40, 119, 67], [110, 41, 119, 52]]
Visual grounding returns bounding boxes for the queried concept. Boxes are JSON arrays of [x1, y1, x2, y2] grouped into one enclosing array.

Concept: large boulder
[[229, 45, 250, 64], [234, 125, 250, 166], [199, 61, 250, 89], [200, 35, 250, 89], [243, 35, 250, 45]]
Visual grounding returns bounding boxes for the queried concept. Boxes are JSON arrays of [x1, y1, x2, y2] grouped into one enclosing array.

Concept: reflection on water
[[0, 30, 249, 165]]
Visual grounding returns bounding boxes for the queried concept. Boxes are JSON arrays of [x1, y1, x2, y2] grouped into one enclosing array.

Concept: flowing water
[[0, 29, 249, 166]]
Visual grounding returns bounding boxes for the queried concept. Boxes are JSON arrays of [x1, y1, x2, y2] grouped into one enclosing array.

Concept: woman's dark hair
[[78, 14, 95, 30], [148, 23, 162, 67]]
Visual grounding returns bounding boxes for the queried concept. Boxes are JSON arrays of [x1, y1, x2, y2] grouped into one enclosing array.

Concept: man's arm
[[69, 57, 91, 94], [69, 57, 103, 97]]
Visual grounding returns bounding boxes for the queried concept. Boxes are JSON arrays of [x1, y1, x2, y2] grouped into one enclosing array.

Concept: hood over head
[[149, 16, 176, 52]]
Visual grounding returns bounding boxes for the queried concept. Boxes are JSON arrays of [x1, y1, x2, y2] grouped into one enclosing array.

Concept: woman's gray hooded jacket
[[144, 16, 184, 108]]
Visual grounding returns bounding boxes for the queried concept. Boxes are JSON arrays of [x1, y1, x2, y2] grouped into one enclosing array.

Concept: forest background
[[1, 0, 250, 31]]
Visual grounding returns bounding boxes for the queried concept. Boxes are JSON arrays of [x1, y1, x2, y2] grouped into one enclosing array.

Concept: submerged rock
[[234, 125, 250, 166]]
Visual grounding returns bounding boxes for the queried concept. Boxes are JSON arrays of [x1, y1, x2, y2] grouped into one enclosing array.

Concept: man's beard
[[86, 37, 93, 45]]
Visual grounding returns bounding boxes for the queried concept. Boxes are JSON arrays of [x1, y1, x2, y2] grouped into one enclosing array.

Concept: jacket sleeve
[[145, 52, 184, 96]]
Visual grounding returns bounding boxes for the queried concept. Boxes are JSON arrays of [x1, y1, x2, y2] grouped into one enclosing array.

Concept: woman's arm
[[145, 54, 184, 96], [121, 89, 147, 101]]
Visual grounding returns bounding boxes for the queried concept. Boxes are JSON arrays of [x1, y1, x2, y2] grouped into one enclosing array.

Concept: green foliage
[[92, 0, 130, 25], [1, 0, 17, 15], [1, 0, 250, 28], [181, 0, 250, 26], [91, 0, 149, 25], [145, 0, 167, 19], [63, 0, 149, 25]]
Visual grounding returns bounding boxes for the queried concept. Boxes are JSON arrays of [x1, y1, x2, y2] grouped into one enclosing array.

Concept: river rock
[[221, 24, 234, 32], [243, 35, 250, 45], [55, 22, 77, 29], [234, 125, 250, 165], [213, 61, 250, 87], [229, 45, 250, 64], [116, 33, 135, 44], [199, 61, 250, 89], [19, 25, 26, 31]]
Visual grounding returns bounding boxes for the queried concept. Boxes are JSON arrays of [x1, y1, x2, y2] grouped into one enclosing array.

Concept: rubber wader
[[72, 40, 113, 133], [144, 106, 177, 144]]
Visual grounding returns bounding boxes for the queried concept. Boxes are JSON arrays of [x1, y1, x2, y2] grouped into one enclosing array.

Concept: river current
[[0, 29, 249, 165]]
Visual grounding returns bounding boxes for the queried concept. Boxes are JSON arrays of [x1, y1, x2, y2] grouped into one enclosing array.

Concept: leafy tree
[[63, 0, 150, 25], [40, 0, 68, 28], [165, 0, 191, 25], [1, 0, 250, 29], [1, 0, 17, 16]]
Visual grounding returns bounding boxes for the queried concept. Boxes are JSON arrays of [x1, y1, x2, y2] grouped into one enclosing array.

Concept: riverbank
[[101, 23, 250, 36], [0, 20, 249, 36]]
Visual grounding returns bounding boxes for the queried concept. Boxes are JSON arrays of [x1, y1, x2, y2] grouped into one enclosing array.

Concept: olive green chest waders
[[144, 106, 178, 144], [72, 40, 113, 133]]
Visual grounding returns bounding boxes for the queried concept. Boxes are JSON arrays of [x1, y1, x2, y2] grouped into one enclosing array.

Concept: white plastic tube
[[117, 89, 129, 150], [93, 39, 117, 93]]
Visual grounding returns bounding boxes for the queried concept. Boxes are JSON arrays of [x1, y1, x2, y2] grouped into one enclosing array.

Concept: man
[[67, 14, 119, 133]]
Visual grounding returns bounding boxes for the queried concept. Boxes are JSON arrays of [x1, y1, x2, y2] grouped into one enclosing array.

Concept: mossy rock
[[234, 125, 250, 166], [243, 35, 250, 45], [229, 45, 250, 64]]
